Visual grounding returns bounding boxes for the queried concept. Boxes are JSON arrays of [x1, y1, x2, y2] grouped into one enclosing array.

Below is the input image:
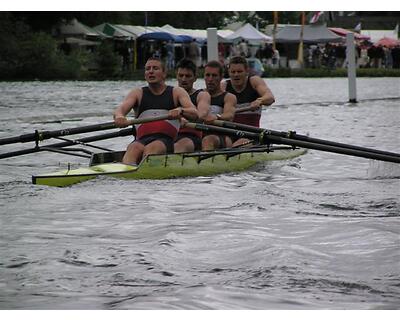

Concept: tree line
[[0, 12, 302, 80]]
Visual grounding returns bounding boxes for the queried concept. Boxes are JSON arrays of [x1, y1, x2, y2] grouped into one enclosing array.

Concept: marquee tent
[[225, 23, 272, 43], [94, 23, 137, 39], [361, 29, 399, 43], [58, 19, 108, 38], [137, 32, 191, 43], [276, 25, 342, 44], [161, 24, 234, 43], [61, 37, 101, 47]]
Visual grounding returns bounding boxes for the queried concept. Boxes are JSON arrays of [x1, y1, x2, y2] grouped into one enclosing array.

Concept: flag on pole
[[310, 11, 323, 24]]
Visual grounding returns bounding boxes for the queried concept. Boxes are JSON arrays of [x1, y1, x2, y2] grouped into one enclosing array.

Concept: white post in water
[[207, 28, 218, 62], [346, 33, 357, 103]]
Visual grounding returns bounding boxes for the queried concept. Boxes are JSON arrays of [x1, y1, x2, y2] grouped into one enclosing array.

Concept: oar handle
[[235, 105, 262, 113], [0, 115, 171, 146], [126, 114, 171, 125]]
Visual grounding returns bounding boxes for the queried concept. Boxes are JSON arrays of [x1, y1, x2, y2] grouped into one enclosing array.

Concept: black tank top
[[226, 77, 260, 104], [209, 92, 227, 115], [136, 86, 175, 115], [135, 86, 179, 139], [190, 89, 202, 106], [178, 89, 203, 137]]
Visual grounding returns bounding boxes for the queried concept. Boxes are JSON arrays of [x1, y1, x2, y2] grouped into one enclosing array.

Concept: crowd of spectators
[[114, 37, 400, 73], [302, 42, 400, 69]]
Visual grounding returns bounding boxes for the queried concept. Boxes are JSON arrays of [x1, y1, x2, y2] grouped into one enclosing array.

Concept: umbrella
[[138, 32, 187, 43], [374, 37, 400, 48]]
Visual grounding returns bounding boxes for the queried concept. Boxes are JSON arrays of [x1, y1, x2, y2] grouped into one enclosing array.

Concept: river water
[[0, 78, 399, 310]]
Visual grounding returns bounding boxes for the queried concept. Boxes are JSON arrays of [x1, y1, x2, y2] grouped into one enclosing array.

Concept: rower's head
[[228, 56, 249, 86], [176, 59, 197, 93], [144, 57, 167, 84], [204, 60, 224, 95]]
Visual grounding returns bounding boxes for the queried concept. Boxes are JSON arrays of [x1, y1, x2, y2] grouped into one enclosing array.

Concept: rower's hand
[[249, 98, 263, 111], [114, 116, 130, 128], [168, 107, 184, 120], [203, 114, 218, 124]]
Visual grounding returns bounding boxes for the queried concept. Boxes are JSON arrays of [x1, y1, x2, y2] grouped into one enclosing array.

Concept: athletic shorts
[[134, 133, 174, 153], [175, 133, 202, 151]]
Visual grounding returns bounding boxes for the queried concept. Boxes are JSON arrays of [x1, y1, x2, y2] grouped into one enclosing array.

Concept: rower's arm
[[113, 88, 140, 127], [174, 87, 198, 120], [220, 93, 237, 121], [250, 76, 275, 107], [196, 91, 211, 121]]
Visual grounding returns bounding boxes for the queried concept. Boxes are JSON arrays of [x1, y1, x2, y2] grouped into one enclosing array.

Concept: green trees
[[0, 31, 84, 80], [94, 41, 120, 78]]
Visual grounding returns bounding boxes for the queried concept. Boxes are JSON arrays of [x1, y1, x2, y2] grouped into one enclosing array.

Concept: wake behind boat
[[32, 145, 307, 187]]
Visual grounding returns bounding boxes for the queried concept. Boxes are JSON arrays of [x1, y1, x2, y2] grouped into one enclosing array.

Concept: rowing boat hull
[[32, 146, 306, 187]]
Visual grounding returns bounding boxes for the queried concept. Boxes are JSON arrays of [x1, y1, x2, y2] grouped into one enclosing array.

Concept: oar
[[235, 104, 262, 114], [0, 128, 133, 159], [0, 114, 170, 146], [184, 122, 400, 164], [211, 119, 400, 158]]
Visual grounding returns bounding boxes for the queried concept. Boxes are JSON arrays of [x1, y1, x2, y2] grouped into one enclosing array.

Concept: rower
[[174, 59, 211, 153], [113, 57, 198, 165], [221, 55, 275, 147], [202, 60, 236, 151]]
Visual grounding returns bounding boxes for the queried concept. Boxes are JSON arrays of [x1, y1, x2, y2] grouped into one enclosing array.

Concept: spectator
[[166, 41, 175, 70], [188, 39, 200, 66], [391, 45, 400, 69]]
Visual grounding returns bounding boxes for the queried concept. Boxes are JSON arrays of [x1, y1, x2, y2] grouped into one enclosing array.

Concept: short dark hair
[[205, 60, 224, 76], [176, 58, 197, 76], [228, 55, 248, 69], [146, 57, 166, 72]]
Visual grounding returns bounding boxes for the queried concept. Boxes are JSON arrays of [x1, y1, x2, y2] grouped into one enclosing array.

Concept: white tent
[[58, 18, 108, 38], [94, 23, 137, 39], [161, 24, 233, 43], [116, 25, 166, 38], [225, 23, 272, 44], [361, 29, 399, 43]]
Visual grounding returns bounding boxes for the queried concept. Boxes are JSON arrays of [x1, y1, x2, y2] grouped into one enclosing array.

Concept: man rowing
[[113, 57, 198, 165], [202, 60, 237, 151], [221, 55, 275, 147], [174, 59, 211, 153]]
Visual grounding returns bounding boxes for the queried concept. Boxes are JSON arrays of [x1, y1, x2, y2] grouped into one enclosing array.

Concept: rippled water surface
[[0, 78, 399, 309]]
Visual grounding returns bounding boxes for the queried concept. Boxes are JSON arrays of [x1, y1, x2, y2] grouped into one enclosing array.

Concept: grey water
[[0, 78, 399, 309]]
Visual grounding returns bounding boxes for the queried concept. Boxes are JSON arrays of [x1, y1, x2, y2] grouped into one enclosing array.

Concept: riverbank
[[1, 67, 400, 82]]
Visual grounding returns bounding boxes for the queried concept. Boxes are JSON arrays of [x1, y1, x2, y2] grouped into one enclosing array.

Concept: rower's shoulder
[[249, 75, 268, 88], [224, 91, 237, 102], [198, 90, 211, 99], [125, 87, 142, 100], [249, 75, 264, 84], [173, 86, 188, 95]]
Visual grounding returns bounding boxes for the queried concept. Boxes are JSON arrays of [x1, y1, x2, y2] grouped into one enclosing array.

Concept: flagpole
[[297, 11, 305, 67], [273, 11, 278, 51]]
